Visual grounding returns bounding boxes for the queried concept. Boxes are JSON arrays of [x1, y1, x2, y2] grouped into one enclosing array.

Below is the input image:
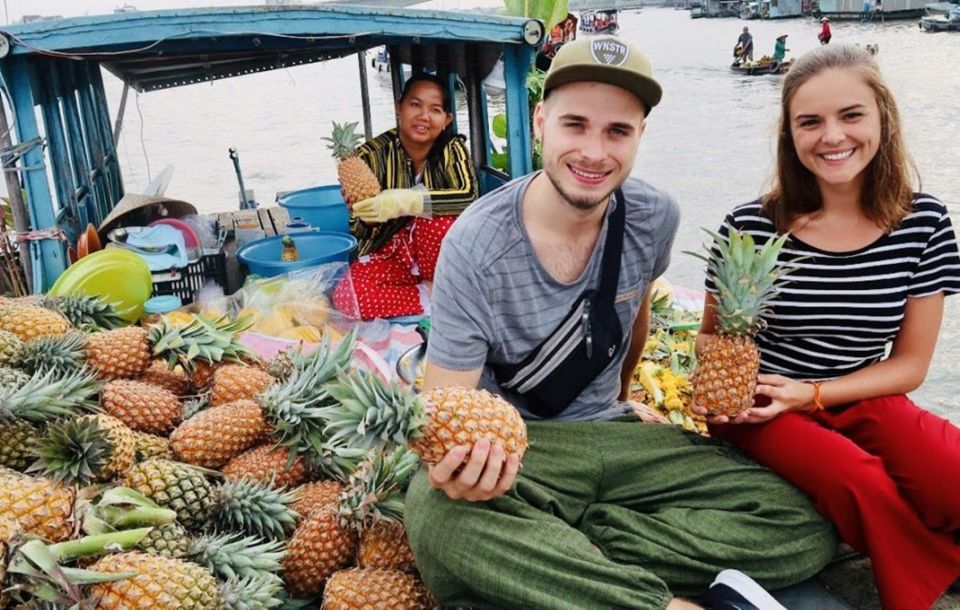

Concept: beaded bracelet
[[803, 380, 825, 411]]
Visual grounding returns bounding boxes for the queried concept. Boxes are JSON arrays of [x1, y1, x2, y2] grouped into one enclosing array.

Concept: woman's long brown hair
[[763, 44, 917, 233]]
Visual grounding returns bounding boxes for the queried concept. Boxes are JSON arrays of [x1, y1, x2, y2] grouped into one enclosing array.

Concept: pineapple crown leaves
[[40, 295, 125, 332], [28, 416, 116, 486], [149, 314, 254, 372], [258, 329, 357, 458], [302, 443, 366, 483], [82, 487, 178, 535], [337, 446, 421, 531], [214, 477, 299, 540], [18, 331, 89, 377], [322, 121, 363, 160], [685, 227, 796, 336], [219, 573, 285, 610], [322, 370, 426, 451], [188, 533, 285, 581], [0, 367, 101, 424]]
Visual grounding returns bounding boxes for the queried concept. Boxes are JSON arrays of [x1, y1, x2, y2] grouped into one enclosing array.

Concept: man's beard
[[544, 167, 613, 212]]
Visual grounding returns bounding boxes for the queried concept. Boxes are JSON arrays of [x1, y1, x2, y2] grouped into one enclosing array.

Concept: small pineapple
[[210, 364, 275, 407], [222, 444, 307, 489], [324, 121, 381, 204], [87, 551, 222, 609], [0, 467, 76, 541], [325, 374, 529, 465], [291, 479, 344, 517], [0, 365, 28, 390], [170, 399, 267, 468], [0, 420, 43, 471], [30, 414, 136, 484], [121, 458, 218, 531], [0, 304, 71, 341], [688, 229, 793, 417], [84, 326, 153, 380], [358, 521, 417, 572], [0, 329, 22, 367], [323, 568, 437, 610], [102, 379, 183, 435], [132, 430, 173, 461], [281, 234, 299, 262]]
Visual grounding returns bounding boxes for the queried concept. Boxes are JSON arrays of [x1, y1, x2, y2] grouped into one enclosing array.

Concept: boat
[[579, 8, 620, 35], [730, 58, 794, 75], [919, 4, 960, 29], [369, 46, 413, 85], [0, 5, 544, 294]]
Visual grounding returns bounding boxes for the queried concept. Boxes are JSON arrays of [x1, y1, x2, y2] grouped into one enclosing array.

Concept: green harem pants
[[404, 420, 837, 609]]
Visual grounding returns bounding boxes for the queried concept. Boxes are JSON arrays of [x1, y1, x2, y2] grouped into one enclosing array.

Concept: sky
[[1, 0, 505, 24]]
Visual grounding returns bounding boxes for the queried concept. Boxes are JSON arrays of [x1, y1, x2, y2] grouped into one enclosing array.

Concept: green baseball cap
[[543, 36, 663, 113]]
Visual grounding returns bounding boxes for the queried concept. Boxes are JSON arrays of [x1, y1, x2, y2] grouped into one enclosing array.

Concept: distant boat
[[919, 3, 960, 29], [369, 47, 412, 85], [579, 9, 619, 35]]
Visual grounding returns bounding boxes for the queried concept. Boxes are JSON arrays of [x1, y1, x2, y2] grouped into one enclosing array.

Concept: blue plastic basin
[[277, 185, 350, 234], [237, 232, 357, 277]]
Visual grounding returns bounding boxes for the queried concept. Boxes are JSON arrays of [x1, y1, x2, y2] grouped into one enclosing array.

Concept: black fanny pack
[[490, 190, 625, 418]]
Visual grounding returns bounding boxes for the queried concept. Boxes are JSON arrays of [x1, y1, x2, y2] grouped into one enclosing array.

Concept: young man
[[404, 36, 837, 609]]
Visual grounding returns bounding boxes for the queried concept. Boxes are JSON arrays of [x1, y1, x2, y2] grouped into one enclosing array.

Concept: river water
[[99, 7, 959, 420]]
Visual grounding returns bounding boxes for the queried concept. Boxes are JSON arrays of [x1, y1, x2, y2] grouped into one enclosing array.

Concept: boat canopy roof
[[0, 5, 540, 92]]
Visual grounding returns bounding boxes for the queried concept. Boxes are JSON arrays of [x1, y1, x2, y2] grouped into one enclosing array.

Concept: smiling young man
[[403, 36, 837, 610]]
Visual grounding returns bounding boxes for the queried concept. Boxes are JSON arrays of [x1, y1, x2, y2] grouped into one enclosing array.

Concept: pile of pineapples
[[0, 294, 527, 609]]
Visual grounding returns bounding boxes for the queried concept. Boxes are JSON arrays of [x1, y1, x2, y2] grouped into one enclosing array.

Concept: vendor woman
[[333, 73, 478, 320]]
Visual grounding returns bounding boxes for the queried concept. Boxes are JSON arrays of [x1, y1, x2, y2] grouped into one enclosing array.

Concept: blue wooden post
[[88, 63, 123, 217], [2, 57, 67, 291], [501, 44, 535, 178]]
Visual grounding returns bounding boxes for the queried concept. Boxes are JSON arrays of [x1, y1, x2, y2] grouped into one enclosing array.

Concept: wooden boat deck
[[217, 206, 291, 293]]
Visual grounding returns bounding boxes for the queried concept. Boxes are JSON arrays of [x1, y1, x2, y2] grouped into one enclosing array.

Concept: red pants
[[712, 395, 960, 610], [333, 216, 456, 320]]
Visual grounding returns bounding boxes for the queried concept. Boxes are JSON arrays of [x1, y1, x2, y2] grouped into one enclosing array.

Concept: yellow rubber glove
[[352, 189, 425, 223]]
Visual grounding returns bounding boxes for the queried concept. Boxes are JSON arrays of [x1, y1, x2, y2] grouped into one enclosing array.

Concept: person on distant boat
[[772, 34, 789, 62], [405, 35, 836, 610], [694, 44, 960, 610], [818, 16, 832, 44], [736, 26, 754, 62], [333, 73, 478, 320]]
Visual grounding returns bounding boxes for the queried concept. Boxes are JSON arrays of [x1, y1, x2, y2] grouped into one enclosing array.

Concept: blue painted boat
[[0, 5, 545, 291]]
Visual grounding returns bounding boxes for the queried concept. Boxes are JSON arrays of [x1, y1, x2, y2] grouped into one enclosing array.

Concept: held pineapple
[[324, 374, 529, 465], [324, 121, 381, 204], [688, 228, 794, 417]]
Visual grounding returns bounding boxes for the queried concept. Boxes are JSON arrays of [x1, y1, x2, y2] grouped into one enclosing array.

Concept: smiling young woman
[[696, 44, 960, 610]]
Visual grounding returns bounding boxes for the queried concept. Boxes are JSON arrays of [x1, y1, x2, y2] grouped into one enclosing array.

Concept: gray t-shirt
[[428, 173, 681, 421]]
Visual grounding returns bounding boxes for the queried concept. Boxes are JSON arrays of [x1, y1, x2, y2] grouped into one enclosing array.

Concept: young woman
[[333, 73, 477, 320], [696, 44, 960, 610]]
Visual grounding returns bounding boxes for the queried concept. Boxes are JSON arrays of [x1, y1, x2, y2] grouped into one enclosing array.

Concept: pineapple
[[102, 379, 182, 435], [325, 374, 529, 465], [30, 414, 137, 484], [120, 458, 218, 531], [689, 229, 793, 417], [138, 359, 191, 396], [170, 400, 267, 468], [85, 314, 254, 381], [39, 294, 124, 331], [358, 521, 417, 572], [0, 467, 76, 541], [0, 419, 42, 471], [0, 304, 71, 341], [281, 234, 299, 262], [324, 121, 381, 204], [138, 521, 193, 557], [323, 568, 437, 610], [282, 447, 419, 598], [210, 364, 275, 407], [0, 329, 22, 367], [222, 444, 307, 489], [87, 551, 222, 609], [266, 346, 298, 382], [291, 479, 344, 517], [0, 365, 28, 389], [132, 430, 173, 461]]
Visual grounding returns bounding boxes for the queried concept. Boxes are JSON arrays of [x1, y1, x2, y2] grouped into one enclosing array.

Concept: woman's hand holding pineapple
[[692, 373, 819, 424], [427, 439, 522, 502]]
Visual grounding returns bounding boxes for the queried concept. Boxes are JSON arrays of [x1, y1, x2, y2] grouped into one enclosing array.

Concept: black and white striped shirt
[[704, 194, 960, 380]]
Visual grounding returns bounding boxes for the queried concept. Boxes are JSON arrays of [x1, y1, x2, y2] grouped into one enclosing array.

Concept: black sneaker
[[702, 569, 787, 610]]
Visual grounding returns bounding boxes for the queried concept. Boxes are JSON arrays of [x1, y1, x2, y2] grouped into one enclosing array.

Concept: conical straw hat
[[98, 193, 198, 236]]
